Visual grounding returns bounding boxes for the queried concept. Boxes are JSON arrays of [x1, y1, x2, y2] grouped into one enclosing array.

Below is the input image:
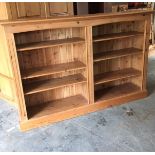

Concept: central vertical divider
[[86, 26, 94, 104]]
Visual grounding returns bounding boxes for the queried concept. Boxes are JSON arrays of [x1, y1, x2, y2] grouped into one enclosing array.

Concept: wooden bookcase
[[0, 10, 152, 131]]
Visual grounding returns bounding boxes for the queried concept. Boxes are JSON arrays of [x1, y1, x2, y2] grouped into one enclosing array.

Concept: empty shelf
[[27, 95, 88, 119], [93, 31, 143, 42], [94, 48, 142, 62], [24, 74, 87, 95], [95, 83, 140, 102], [95, 68, 141, 85], [17, 37, 85, 51], [21, 61, 86, 79]]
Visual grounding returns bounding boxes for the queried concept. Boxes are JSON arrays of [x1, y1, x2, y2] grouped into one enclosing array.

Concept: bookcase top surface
[[0, 9, 153, 26]]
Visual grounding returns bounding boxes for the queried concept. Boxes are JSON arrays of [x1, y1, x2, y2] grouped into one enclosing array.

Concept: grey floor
[[0, 56, 155, 152]]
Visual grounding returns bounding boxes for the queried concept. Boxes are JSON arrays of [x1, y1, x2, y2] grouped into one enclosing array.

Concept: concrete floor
[[0, 56, 155, 152]]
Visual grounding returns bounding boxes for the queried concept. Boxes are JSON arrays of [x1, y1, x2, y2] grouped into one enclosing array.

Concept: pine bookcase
[[0, 10, 153, 131]]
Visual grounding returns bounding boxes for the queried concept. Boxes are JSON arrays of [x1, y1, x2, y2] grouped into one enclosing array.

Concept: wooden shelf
[[95, 68, 141, 85], [24, 74, 87, 95], [27, 95, 88, 119], [93, 31, 143, 42], [17, 37, 85, 51], [95, 83, 140, 102], [94, 48, 142, 62], [21, 61, 86, 79]]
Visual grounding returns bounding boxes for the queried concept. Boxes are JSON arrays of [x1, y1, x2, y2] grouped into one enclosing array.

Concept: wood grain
[[94, 48, 142, 62], [0, 2, 73, 20], [24, 74, 87, 95], [95, 68, 141, 85], [21, 61, 86, 79], [93, 31, 143, 42], [0, 10, 152, 131], [27, 94, 87, 119], [17, 37, 85, 51], [95, 82, 140, 102]]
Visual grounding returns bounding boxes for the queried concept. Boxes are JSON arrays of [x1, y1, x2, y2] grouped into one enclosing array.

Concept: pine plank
[[17, 37, 85, 51], [21, 61, 86, 79], [94, 48, 142, 62], [95, 68, 141, 85], [27, 95, 88, 119], [93, 31, 143, 42], [95, 83, 140, 102], [24, 74, 87, 95]]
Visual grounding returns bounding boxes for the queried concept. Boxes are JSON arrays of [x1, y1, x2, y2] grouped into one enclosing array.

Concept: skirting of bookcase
[[20, 90, 147, 131]]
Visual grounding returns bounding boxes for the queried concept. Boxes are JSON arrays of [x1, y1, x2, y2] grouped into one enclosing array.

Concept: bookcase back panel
[[93, 20, 145, 36], [94, 55, 142, 75], [95, 77, 137, 90], [93, 38, 136, 54], [17, 43, 86, 71], [133, 36, 145, 49], [15, 27, 85, 45]]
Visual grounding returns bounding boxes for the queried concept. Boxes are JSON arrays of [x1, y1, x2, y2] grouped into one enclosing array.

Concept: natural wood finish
[[0, 76, 15, 102], [2, 14, 151, 34], [94, 68, 141, 85], [0, 10, 153, 25], [0, 3, 9, 20], [95, 83, 140, 102], [142, 17, 151, 90], [86, 26, 94, 104], [45, 2, 73, 17], [20, 90, 147, 131], [4, 32, 28, 120], [93, 31, 143, 42], [94, 48, 142, 62], [27, 94, 87, 119], [17, 37, 85, 51], [0, 26, 16, 106], [45, 2, 73, 16], [24, 74, 87, 95], [0, 2, 73, 20], [21, 61, 86, 79], [9, 2, 46, 19], [0, 10, 152, 131]]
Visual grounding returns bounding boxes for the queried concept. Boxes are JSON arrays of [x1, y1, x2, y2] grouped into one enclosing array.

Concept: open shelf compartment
[[14, 26, 89, 121], [95, 82, 141, 102], [27, 94, 88, 119], [92, 20, 145, 103]]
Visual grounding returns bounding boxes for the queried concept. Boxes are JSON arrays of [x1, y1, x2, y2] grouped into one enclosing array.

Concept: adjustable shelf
[[17, 37, 85, 51], [24, 74, 87, 95], [93, 31, 143, 42], [95, 83, 140, 102], [21, 61, 86, 79], [27, 95, 88, 119], [94, 68, 141, 85], [93, 48, 142, 62]]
